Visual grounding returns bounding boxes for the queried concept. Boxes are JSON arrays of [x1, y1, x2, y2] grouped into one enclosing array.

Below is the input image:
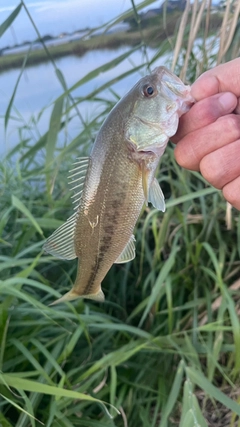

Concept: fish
[[43, 66, 194, 304]]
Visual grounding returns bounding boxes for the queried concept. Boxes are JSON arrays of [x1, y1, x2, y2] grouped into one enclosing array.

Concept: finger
[[174, 114, 240, 170], [200, 139, 240, 189], [172, 92, 237, 143], [234, 98, 240, 115], [191, 58, 240, 100], [223, 176, 240, 210]]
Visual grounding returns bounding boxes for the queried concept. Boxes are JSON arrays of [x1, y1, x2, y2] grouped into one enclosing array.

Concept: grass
[[1, 0, 240, 426]]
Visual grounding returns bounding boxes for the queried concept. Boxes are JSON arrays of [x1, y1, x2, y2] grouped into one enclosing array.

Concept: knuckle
[[200, 155, 222, 189], [218, 114, 240, 140], [174, 139, 200, 170]]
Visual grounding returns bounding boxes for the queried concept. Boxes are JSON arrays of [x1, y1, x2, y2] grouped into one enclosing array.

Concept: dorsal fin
[[115, 235, 136, 264], [43, 157, 90, 260], [68, 157, 90, 209], [43, 213, 77, 260]]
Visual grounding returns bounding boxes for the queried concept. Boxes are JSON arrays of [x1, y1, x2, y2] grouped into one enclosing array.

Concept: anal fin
[[115, 235, 136, 264]]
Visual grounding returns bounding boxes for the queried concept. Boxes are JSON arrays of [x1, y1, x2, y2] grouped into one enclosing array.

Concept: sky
[[0, 0, 158, 49]]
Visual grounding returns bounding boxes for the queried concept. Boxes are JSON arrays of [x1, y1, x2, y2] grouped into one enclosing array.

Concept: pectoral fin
[[43, 213, 77, 260], [141, 166, 165, 211], [115, 235, 136, 264], [148, 178, 165, 212]]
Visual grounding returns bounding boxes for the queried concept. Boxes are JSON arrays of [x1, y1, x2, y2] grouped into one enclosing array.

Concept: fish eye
[[143, 84, 155, 97]]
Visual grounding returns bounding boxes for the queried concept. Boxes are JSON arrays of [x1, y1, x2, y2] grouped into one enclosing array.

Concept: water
[[0, 0, 149, 49], [0, 46, 170, 156]]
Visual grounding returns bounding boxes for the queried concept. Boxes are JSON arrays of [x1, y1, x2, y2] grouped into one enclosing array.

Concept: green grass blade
[[160, 359, 185, 427], [0, 3, 22, 38], [0, 393, 43, 426], [11, 338, 52, 383], [180, 378, 208, 427], [0, 412, 13, 427], [46, 97, 64, 169], [55, 68, 68, 91], [4, 49, 29, 130], [54, 45, 143, 101], [186, 367, 240, 417], [0, 374, 120, 417], [11, 195, 43, 236], [166, 187, 218, 208], [139, 245, 179, 327]]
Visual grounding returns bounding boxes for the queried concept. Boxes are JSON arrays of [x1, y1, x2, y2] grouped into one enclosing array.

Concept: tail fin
[[50, 288, 105, 306]]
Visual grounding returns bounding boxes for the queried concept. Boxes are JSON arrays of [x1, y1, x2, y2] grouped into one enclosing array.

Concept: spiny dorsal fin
[[43, 213, 77, 260], [148, 178, 165, 212], [43, 157, 90, 260], [115, 234, 136, 264], [68, 157, 90, 209]]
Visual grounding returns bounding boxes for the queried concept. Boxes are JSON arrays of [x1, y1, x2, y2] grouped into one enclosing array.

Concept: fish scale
[[74, 145, 143, 296], [43, 66, 194, 305]]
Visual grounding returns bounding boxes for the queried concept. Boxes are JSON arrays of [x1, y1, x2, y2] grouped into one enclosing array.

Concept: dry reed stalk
[[172, 0, 240, 82], [225, 201, 233, 230], [217, 0, 240, 64], [181, 0, 207, 80], [183, 278, 240, 329], [197, 0, 212, 76], [217, 0, 232, 63], [93, 371, 108, 393], [199, 278, 240, 326], [204, 0, 212, 44], [171, 0, 191, 73], [119, 406, 128, 427]]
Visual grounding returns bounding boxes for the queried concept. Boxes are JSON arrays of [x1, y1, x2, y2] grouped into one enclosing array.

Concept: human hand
[[172, 59, 240, 210]]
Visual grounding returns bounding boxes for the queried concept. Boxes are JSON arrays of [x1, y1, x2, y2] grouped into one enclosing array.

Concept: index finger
[[192, 58, 240, 101]]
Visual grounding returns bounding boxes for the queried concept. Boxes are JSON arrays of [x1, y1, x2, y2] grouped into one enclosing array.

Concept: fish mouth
[[156, 68, 195, 111]]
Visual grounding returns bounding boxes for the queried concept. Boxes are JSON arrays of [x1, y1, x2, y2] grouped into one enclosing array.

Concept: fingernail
[[218, 92, 237, 112]]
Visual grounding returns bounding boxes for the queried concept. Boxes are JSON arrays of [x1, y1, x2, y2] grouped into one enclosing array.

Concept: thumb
[[172, 92, 237, 143], [191, 59, 240, 100], [191, 75, 220, 100]]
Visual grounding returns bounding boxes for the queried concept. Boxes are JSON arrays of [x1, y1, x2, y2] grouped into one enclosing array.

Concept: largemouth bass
[[44, 66, 194, 304]]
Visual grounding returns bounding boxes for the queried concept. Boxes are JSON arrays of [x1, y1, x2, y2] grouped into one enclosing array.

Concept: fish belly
[[72, 148, 144, 299]]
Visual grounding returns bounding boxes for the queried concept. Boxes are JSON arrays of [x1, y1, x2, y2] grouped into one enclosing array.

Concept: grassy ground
[[1, 1, 240, 426]]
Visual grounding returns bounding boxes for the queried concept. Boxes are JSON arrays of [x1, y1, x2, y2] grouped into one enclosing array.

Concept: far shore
[[0, 11, 223, 73], [0, 25, 176, 72]]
